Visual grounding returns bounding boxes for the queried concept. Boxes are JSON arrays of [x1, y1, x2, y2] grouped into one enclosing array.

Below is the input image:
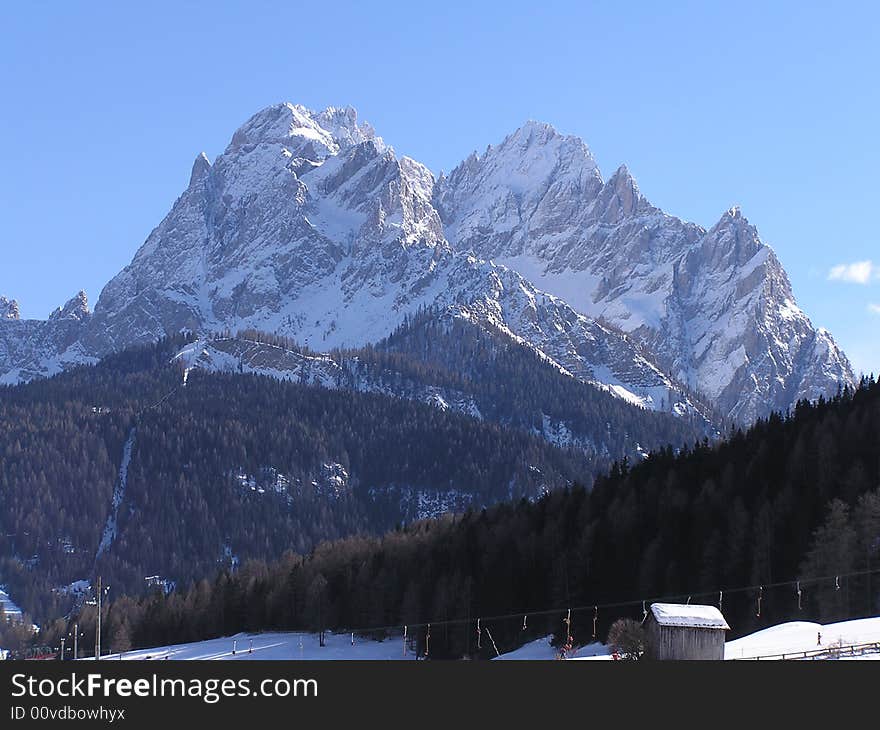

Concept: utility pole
[[59, 637, 66, 661], [95, 576, 101, 660], [73, 623, 79, 660]]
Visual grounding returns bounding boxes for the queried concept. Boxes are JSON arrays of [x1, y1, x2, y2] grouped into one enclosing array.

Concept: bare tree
[[607, 618, 652, 660]]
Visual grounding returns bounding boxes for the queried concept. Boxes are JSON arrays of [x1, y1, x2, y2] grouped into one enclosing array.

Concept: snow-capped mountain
[[434, 122, 854, 421], [0, 103, 852, 422], [72, 103, 699, 414]]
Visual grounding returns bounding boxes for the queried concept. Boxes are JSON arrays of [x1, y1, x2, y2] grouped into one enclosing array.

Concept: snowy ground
[[724, 617, 880, 660], [494, 636, 610, 660], [85, 616, 880, 661]]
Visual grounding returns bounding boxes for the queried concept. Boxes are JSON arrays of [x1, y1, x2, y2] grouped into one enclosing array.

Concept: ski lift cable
[[277, 567, 880, 641]]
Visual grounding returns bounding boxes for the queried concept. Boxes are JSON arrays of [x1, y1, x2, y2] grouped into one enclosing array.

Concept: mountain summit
[[0, 104, 854, 421], [0, 296, 20, 321]]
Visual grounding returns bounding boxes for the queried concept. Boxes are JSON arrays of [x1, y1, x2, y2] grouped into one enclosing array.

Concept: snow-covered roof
[[650, 603, 730, 630]]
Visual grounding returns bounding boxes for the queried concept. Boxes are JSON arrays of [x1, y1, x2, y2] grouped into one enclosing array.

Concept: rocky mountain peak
[[609, 163, 634, 185], [49, 291, 90, 322], [314, 105, 376, 150], [228, 102, 338, 159], [433, 120, 604, 255], [189, 152, 212, 187], [226, 103, 378, 164], [501, 120, 599, 172], [701, 205, 766, 269], [0, 296, 20, 320], [510, 119, 561, 142], [599, 164, 646, 221]]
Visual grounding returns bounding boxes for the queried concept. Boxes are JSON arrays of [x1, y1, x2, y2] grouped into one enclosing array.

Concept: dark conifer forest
[[221, 309, 714, 459], [30, 375, 880, 659], [0, 334, 595, 627], [0, 323, 711, 631], [2, 329, 878, 658]]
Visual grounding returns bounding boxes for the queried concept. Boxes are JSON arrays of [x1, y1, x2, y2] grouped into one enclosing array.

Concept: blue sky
[[1, 1, 878, 374]]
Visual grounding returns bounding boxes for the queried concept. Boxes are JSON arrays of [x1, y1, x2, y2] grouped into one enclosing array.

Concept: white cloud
[[868, 303, 880, 316], [828, 260, 877, 284]]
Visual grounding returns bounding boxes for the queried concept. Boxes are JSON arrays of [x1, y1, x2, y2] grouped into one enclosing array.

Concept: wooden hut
[[646, 603, 730, 660]]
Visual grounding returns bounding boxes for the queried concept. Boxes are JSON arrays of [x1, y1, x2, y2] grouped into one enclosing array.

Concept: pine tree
[[854, 488, 880, 615], [799, 499, 856, 621]]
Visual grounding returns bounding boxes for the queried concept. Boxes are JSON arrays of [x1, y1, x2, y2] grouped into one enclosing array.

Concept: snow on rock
[[58, 580, 91, 597], [370, 485, 475, 521], [174, 337, 489, 424], [0, 296, 20, 321], [144, 576, 175, 594]]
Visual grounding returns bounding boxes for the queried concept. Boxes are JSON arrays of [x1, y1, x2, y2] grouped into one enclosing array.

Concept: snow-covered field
[[86, 616, 880, 661], [96, 632, 413, 661], [724, 617, 880, 660]]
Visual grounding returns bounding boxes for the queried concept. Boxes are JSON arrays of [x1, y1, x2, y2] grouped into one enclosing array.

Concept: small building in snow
[[646, 603, 730, 660]]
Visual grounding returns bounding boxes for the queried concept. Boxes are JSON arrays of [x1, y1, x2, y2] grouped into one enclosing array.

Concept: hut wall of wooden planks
[[646, 603, 730, 660]]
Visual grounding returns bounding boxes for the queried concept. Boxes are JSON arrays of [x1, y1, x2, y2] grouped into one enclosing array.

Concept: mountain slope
[[0, 336, 589, 622], [174, 314, 710, 459]]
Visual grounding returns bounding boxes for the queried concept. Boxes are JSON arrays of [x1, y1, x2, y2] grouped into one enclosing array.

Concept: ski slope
[[90, 616, 880, 661]]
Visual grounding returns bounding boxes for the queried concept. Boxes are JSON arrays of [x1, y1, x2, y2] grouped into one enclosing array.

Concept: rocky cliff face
[[0, 103, 853, 422]]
